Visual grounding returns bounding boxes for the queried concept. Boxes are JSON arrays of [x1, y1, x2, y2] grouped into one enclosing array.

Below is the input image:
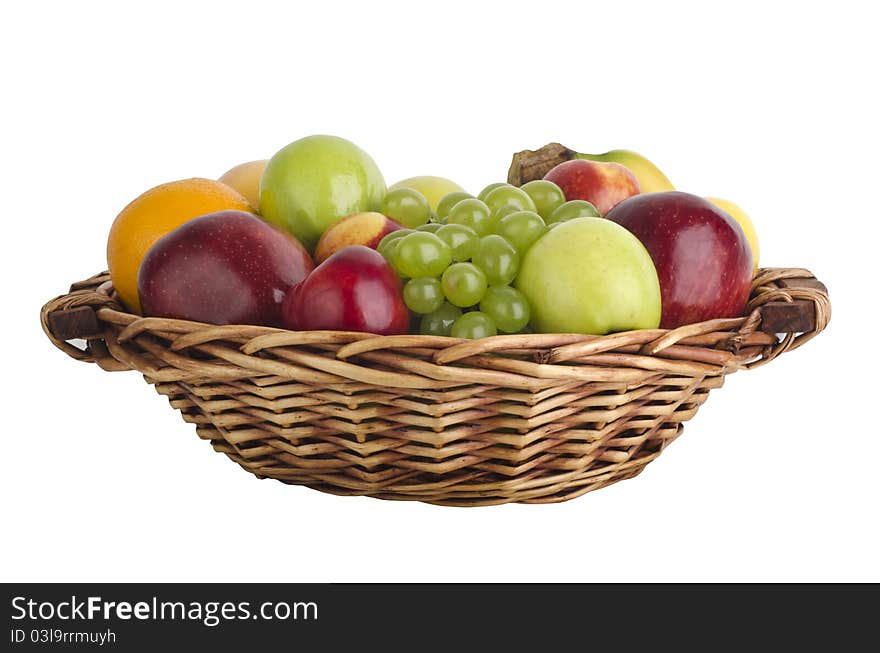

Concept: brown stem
[[507, 142, 577, 186]]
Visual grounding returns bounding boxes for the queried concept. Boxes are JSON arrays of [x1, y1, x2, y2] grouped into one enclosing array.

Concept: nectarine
[[314, 211, 404, 263]]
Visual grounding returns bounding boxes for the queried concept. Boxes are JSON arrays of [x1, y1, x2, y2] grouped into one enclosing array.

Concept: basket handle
[[46, 305, 103, 341], [753, 275, 827, 334], [39, 273, 129, 367]]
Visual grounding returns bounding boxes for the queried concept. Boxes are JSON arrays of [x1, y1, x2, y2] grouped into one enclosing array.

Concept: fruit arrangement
[[41, 134, 828, 506], [105, 134, 763, 340]]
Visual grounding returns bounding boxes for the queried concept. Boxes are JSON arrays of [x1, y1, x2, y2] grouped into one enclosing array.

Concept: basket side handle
[[46, 305, 102, 341], [743, 269, 830, 367], [754, 276, 827, 334], [40, 273, 129, 369]]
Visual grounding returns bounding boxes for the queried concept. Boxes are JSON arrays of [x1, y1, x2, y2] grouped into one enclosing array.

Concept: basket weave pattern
[[41, 268, 829, 506]]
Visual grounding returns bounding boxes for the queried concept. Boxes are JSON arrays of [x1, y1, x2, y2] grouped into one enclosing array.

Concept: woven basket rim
[[42, 266, 831, 373]]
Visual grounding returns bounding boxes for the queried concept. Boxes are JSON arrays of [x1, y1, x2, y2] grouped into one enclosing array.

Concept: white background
[[2, 1, 877, 582]]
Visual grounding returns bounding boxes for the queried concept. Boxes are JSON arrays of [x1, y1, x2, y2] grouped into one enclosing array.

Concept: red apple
[[138, 210, 313, 326], [282, 245, 409, 334], [314, 211, 404, 263], [543, 159, 640, 215], [605, 191, 753, 328]]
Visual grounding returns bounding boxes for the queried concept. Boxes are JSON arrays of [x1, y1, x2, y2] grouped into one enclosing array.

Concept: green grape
[[381, 187, 432, 228], [404, 277, 445, 314], [441, 262, 488, 307], [480, 285, 531, 333], [377, 229, 413, 275], [385, 242, 408, 277], [377, 228, 413, 257], [419, 301, 462, 336], [451, 311, 497, 339], [521, 179, 566, 220], [473, 234, 519, 285], [395, 232, 453, 278], [436, 191, 473, 221], [477, 182, 507, 202], [435, 223, 478, 261], [495, 210, 546, 253], [417, 222, 443, 233], [483, 185, 536, 215], [489, 204, 522, 231], [446, 198, 493, 236], [547, 199, 602, 223]]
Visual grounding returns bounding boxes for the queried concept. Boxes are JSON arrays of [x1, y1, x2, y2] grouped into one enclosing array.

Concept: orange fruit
[[107, 178, 253, 313], [218, 159, 268, 210]]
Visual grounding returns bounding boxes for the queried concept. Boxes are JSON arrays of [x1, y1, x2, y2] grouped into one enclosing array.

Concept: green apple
[[259, 135, 385, 250], [515, 217, 661, 334]]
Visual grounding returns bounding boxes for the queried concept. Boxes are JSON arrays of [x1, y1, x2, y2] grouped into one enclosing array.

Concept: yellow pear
[[706, 197, 760, 273], [388, 176, 465, 213], [576, 150, 674, 194]]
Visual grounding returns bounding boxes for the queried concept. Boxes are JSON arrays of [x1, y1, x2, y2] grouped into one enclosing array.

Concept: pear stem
[[507, 142, 577, 186]]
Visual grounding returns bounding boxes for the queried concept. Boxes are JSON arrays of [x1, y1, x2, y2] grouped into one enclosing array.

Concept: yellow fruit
[[218, 159, 268, 209], [107, 178, 253, 313], [706, 197, 760, 273], [576, 150, 675, 194], [388, 176, 465, 213]]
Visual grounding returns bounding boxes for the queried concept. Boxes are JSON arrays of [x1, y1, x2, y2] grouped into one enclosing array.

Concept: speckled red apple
[[138, 210, 313, 326], [605, 191, 753, 328]]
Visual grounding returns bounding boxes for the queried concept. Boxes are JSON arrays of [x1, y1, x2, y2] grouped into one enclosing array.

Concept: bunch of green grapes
[[378, 181, 601, 339]]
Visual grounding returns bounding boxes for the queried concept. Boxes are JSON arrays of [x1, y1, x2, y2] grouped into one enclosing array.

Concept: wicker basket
[[41, 268, 829, 506]]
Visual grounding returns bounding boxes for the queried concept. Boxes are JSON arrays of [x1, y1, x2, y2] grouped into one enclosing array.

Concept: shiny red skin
[[544, 159, 640, 215], [605, 191, 754, 328], [282, 245, 410, 335], [138, 210, 314, 326]]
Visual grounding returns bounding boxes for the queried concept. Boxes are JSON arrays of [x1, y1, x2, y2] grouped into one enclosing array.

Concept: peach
[[218, 159, 268, 210], [544, 159, 640, 215], [314, 211, 404, 263]]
